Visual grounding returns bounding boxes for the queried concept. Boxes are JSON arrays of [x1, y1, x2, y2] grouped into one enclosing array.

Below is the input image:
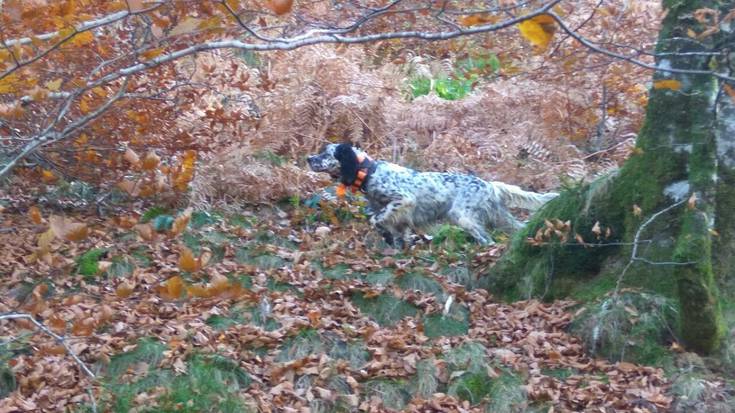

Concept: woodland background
[[1, 0, 733, 412]]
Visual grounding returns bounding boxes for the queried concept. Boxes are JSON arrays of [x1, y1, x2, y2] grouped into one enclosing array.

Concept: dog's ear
[[334, 143, 358, 185]]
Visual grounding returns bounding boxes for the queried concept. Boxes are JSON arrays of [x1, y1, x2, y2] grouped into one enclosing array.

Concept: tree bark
[[483, 0, 733, 354]]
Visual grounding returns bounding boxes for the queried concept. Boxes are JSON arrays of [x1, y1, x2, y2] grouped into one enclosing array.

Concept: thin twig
[[0, 313, 96, 379], [614, 199, 694, 295]]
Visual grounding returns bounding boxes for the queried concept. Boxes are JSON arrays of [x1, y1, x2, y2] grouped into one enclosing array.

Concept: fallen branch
[[0, 313, 96, 379]]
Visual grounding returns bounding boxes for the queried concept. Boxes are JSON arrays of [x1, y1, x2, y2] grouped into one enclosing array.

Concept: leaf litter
[[0, 201, 677, 412]]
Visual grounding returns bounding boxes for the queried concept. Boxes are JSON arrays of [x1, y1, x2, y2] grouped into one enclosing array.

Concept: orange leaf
[[124, 147, 140, 166], [724, 84, 735, 103], [170, 208, 192, 236], [687, 193, 697, 210], [29, 206, 43, 224], [307, 309, 321, 327], [48, 314, 66, 334], [134, 223, 155, 241], [41, 169, 58, 183], [186, 284, 210, 298], [653, 79, 681, 91], [70, 31, 94, 47], [267, 0, 293, 15], [71, 317, 96, 336], [518, 14, 556, 51], [157, 275, 186, 300], [141, 47, 164, 60], [116, 280, 136, 298], [179, 247, 199, 272], [118, 179, 140, 196], [459, 14, 499, 27], [49, 215, 89, 241], [173, 150, 196, 191], [141, 151, 160, 171], [79, 95, 92, 114]]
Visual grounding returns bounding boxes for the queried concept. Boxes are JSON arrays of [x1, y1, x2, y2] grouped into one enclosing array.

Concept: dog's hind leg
[[447, 208, 494, 245]]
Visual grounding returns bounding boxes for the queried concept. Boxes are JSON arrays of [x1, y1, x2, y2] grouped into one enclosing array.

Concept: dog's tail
[[491, 181, 558, 211]]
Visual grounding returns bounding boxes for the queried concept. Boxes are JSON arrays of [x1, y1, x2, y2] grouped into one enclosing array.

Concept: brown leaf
[[591, 221, 601, 237], [134, 223, 155, 241], [29, 205, 43, 224], [124, 147, 140, 166], [71, 317, 96, 336], [632, 204, 642, 217], [116, 280, 136, 298], [141, 151, 160, 171], [179, 246, 199, 272], [157, 275, 186, 301], [49, 215, 89, 241], [687, 193, 697, 210], [170, 207, 192, 236], [267, 0, 293, 15], [307, 309, 321, 327]]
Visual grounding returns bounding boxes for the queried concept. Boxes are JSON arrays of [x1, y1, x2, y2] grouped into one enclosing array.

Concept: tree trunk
[[482, 0, 733, 354]]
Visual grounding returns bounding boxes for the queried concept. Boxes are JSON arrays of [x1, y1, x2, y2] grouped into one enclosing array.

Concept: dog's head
[[307, 143, 365, 185]]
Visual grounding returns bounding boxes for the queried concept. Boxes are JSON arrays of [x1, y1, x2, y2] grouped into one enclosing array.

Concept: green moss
[[443, 341, 489, 374], [411, 359, 439, 398], [107, 256, 135, 278], [350, 292, 419, 327], [715, 166, 735, 277], [569, 291, 677, 366], [76, 248, 107, 277], [0, 363, 16, 399], [107, 338, 166, 379], [448, 372, 491, 404], [485, 369, 527, 413], [276, 329, 324, 362], [395, 272, 445, 298], [140, 206, 169, 223], [674, 211, 724, 354], [363, 378, 412, 410], [362, 269, 395, 286], [157, 354, 251, 413], [423, 309, 470, 338]]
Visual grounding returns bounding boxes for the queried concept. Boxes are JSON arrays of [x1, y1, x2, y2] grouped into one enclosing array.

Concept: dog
[[307, 143, 558, 247]]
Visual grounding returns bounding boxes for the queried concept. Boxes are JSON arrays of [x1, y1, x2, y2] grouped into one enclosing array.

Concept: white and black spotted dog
[[307, 143, 558, 247]]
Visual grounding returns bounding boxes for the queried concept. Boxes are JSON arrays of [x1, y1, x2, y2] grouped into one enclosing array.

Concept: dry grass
[[186, 1, 658, 206]]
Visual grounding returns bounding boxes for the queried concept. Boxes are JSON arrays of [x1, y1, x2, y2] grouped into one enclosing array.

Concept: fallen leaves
[[49, 215, 89, 241], [1, 203, 677, 412]]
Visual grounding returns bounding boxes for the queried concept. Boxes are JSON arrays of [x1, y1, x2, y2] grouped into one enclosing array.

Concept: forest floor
[[0, 193, 679, 412]]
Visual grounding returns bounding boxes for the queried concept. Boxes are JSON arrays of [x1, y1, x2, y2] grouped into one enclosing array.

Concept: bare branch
[[615, 199, 695, 295], [0, 79, 129, 179], [547, 12, 735, 83]]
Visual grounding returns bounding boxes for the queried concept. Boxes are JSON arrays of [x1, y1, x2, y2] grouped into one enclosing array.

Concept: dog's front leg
[[370, 199, 413, 249]]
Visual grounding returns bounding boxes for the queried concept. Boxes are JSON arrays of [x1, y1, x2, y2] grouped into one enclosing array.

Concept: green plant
[[408, 53, 499, 101], [76, 248, 108, 277], [569, 291, 678, 365], [350, 292, 419, 327]]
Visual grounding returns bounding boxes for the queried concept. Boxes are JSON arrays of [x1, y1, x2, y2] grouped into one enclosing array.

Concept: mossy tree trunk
[[483, 0, 734, 354]]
